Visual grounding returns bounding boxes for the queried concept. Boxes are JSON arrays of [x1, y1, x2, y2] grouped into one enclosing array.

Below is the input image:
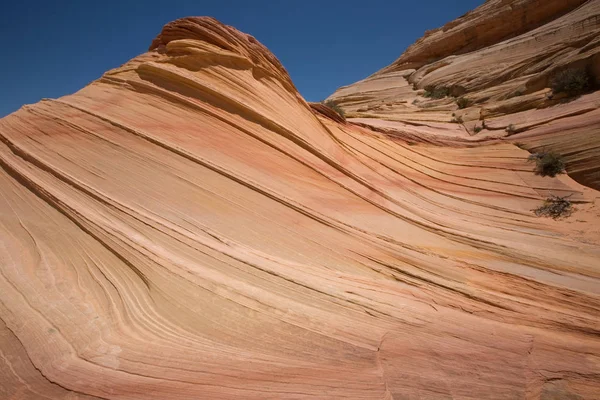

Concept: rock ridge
[[1, 11, 599, 400]]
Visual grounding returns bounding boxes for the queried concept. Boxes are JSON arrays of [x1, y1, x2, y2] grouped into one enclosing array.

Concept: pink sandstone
[[0, 13, 599, 400], [327, 0, 600, 190]]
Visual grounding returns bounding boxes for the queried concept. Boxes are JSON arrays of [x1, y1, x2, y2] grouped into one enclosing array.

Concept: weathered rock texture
[[1, 15, 600, 400], [327, 0, 600, 190]]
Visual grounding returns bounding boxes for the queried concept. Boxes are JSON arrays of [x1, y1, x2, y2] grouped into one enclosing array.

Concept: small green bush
[[474, 126, 482, 133], [550, 68, 591, 96], [534, 195, 573, 219], [323, 100, 346, 118], [423, 86, 450, 99], [506, 124, 516, 134], [456, 97, 471, 109], [451, 115, 464, 124], [528, 152, 565, 177]]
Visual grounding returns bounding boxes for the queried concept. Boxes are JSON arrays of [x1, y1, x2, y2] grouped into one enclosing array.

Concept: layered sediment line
[[327, 0, 600, 190], [1, 16, 599, 399]]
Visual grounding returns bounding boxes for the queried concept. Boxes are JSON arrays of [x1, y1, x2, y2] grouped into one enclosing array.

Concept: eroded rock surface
[[327, 0, 600, 190], [1, 15, 599, 400]]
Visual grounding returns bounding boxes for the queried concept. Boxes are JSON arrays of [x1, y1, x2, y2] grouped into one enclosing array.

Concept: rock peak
[[1, 4, 600, 400], [149, 17, 298, 94]]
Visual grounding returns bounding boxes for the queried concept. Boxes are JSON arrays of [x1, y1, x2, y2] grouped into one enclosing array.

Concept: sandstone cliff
[[327, 0, 600, 190], [1, 13, 599, 400]]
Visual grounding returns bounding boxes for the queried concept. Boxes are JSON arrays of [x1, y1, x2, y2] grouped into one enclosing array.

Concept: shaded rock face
[[327, 0, 600, 190], [381, 0, 589, 71], [1, 16, 600, 400]]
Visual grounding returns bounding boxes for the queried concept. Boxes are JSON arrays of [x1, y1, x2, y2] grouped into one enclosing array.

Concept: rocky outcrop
[[328, 0, 600, 190], [1, 16, 599, 400], [148, 17, 300, 96], [380, 0, 589, 72], [309, 101, 347, 123]]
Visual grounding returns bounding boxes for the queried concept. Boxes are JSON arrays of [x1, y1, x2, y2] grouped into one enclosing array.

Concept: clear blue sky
[[0, 0, 483, 117]]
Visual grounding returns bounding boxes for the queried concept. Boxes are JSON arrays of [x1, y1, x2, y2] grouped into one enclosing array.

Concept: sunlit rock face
[[1, 15, 599, 400], [327, 0, 600, 190]]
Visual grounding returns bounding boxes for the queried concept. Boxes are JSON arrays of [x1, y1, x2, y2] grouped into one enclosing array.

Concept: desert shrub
[[534, 195, 573, 219], [323, 100, 346, 118], [451, 115, 464, 124], [550, 68, 591, 96], [423, 85, 450, 99], [506, 124, 516, 134], [528, 152, 565, 177], [456, 97, 471, 109], [474, 126, 482, 133]]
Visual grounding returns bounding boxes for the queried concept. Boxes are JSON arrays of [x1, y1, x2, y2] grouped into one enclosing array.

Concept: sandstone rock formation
[[327, 0, 600, 190], [1, 13, 599, 400]]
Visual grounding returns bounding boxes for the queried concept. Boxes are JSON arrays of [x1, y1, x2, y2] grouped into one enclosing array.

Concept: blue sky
[[0, 0, 483, 117]]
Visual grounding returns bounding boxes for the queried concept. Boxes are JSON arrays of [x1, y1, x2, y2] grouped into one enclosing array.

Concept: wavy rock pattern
[[328, 0, 600, 190], [1, 16, 600, 400]]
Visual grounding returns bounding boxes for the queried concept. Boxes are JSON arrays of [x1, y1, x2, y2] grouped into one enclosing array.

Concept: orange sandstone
[[327, 0, 600, 190], [0, 13, 599, 400]]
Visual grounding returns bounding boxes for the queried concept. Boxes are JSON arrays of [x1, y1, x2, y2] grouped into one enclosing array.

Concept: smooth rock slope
[[1, 15, 600, 400]]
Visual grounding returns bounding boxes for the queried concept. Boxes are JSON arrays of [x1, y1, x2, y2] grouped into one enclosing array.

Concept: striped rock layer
[[1, 13, 600, 400], [327, 0, 600, 190]]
